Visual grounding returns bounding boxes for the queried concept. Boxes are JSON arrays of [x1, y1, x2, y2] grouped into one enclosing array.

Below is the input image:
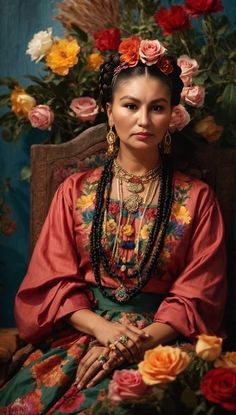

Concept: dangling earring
[[163, 130, 172, 154], [106, 125, 117, 156]]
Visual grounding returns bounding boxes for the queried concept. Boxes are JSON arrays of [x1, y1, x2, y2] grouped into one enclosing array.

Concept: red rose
[[154, 5, 191, 36], [94, 28, 121, 51], [201, 368, 236, 411], [185, 0, 223, 17]]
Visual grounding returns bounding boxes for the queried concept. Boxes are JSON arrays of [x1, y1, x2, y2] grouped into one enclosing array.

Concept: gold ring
[[119, 335, 129, 345], [97, 354, 108, 365]]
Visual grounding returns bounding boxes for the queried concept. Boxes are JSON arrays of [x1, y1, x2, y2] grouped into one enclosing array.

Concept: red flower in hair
[[158, 56, 173, 74], [185, 0, 223, 17], [94, 28, 121, 51], [118, 36, 141, 67], [155, 5, 191, 36]]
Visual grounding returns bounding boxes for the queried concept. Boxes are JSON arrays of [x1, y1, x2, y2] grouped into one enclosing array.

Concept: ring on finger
[[119, 335, 129, 345], [97, 354, 108, 365]]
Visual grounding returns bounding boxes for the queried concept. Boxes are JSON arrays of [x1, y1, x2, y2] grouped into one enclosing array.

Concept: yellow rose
[[172, 204, 191, 224], [106, 219, 117, 235], [194, 115, 223, 143], [11, 86, 36, 117], [45, 38, 80, 76], [195, 334, 223, 362], [138, 345, 191, 385], [140, 224, 150, 240], [214, 352, 236, 371], [86, 53, 104, 71], [76, 193, 95, 210], [122, 224, 134, 237]]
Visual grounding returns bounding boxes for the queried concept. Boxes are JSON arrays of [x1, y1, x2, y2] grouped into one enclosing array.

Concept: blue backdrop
[[0, 0, 235, 326]]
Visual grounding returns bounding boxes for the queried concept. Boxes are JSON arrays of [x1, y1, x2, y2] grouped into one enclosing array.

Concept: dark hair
[[99, 54, 184, 110]]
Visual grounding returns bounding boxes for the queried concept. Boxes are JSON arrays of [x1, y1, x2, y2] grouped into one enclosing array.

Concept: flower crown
[[114, 36, 174, 76]]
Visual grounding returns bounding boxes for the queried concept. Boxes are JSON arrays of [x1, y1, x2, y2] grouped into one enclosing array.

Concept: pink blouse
[[15, 167, 227, 343]]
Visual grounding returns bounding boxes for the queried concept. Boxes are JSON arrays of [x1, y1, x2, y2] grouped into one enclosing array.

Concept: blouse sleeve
[[15, 176, 92, 343], [154, 184, 227, 339]]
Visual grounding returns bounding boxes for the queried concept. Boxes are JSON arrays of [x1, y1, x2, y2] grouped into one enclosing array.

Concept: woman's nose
[[137, 108, 149, 126]]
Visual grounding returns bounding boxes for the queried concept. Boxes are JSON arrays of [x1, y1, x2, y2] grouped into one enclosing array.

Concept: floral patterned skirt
[[0, 289, 163, 414]]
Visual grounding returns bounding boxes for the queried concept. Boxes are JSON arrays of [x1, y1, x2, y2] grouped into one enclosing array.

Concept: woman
[[0, 37, 227, 414]]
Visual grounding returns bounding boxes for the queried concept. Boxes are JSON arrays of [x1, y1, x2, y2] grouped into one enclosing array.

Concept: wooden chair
[[1, 123, 236, 385]]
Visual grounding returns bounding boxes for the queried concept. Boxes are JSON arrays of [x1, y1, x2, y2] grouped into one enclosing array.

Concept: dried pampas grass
[[55, 0, 120, 35]]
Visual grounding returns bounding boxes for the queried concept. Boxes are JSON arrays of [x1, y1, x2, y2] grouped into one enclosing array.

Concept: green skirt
[[0, 288, 164, 414]]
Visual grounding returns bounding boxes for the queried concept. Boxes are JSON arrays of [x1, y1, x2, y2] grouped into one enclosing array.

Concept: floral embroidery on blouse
[[75, 172, 192, 276]]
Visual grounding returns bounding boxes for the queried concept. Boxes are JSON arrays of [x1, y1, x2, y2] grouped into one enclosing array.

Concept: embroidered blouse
[[15, 167, 227, 343]]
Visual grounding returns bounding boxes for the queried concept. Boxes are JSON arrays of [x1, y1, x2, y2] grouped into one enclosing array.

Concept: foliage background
[[0, 0, 236, 326]]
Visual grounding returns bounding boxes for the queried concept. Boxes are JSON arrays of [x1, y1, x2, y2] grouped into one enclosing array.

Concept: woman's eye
[[152, 105, 164, 112], [124, 103, 137, 110]]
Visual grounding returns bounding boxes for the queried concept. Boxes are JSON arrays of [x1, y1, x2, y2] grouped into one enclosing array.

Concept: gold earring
[[163, 131, 172, 154], [106, 125, 117, 156]]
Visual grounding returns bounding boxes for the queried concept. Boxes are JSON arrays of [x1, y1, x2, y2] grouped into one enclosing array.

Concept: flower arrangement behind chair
[[91, 334, 236, 415], [0, 0, 235, 146]]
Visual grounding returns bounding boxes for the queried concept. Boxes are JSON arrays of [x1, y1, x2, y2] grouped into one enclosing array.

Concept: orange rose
[[194, 115, 223, 142], [196, 334, 223, 362], [214, 352, 236, 371], [118, 36, 141, 67], [11, 86, 36, 117], [138, 345, 191, 385]]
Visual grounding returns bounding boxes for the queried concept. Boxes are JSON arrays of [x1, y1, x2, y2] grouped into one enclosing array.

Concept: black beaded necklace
[[90, 156, 174, 303]]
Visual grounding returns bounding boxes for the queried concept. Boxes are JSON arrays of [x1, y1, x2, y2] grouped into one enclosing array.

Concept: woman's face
[[107, 74, 172, 153]]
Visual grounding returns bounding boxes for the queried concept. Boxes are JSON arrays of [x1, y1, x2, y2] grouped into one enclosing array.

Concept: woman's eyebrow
[[119, 95, 168, 103]]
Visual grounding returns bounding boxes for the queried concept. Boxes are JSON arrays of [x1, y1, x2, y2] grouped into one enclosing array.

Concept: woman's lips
[[133, 132, 153, 140]]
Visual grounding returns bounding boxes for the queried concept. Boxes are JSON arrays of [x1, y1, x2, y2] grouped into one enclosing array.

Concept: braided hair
[[99, 54, 184, 110]]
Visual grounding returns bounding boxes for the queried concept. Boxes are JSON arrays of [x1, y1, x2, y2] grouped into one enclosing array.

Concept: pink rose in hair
[[70, 97, 98, 122], [139, 40, 166, 66], [182, 85, 205, 107], [177, 55, 198, 86], [108, 369, 148, 402], [28, 104, 54, 130], [169, 104, 190, 132]]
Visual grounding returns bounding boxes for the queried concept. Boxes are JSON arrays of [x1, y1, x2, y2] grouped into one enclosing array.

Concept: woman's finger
[[76, 348, 109, 388], [87, 354, 125, 388]]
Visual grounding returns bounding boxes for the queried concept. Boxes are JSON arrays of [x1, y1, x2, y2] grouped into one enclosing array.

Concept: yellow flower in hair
[[11, 86, 36, 117], [122, 224, 134, 237], [86, 53, 104, 71], [76, 193, 95, 210], [140, 224, 151, 240], [45, 38, 80, 76], [106, 219, 117, 235], [172, 203, 191, 224]]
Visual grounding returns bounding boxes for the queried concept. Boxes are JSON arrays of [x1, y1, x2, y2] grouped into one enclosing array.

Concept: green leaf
[[221, 83, 236, 122], [20, 166, 31, 181], [0, 77, 19, 88], [0, 94, 10, 107], [70, 24, 88, 43]]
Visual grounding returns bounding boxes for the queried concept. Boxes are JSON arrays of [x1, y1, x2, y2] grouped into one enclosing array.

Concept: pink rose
[[139, 39, 166, 66], [182, 85, 205, 107], [108, 369, 148, 402], [169, 104, 190, 132], [28, 104, 54, 130], [70, 97, 98, 122], [177, 55, 199, 86]]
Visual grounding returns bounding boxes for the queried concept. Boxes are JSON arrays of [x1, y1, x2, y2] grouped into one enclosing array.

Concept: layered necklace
[[90, 156, 173, 303]]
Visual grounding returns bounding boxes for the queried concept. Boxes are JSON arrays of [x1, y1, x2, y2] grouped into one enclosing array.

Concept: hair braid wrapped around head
[[99, 38, 184, 110]]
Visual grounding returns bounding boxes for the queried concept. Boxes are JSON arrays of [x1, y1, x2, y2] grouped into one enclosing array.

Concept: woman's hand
[[93, 321, 149, 363], [76, 345, 124, 389]]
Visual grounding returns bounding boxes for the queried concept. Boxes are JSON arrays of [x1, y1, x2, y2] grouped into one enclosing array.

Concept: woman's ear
[[106, 103, 113, 126]]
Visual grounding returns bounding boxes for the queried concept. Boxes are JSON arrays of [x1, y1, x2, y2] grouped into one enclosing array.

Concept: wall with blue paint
[[0, 0, 235, 326]]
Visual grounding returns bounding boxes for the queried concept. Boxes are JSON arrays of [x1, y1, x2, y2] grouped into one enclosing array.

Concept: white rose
[[26, 28, 53, 63]]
